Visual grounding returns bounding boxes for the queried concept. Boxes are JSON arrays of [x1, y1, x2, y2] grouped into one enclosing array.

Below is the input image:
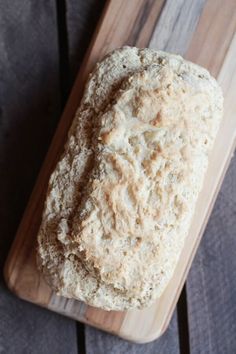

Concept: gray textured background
[[0, 1, 235, 353]]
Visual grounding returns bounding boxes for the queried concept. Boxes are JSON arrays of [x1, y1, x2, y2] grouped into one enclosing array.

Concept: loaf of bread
[[37, 47, 223, 310]]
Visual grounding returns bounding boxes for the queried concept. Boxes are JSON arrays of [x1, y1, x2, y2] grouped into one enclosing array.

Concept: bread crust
[[37, 47, 223, 310]]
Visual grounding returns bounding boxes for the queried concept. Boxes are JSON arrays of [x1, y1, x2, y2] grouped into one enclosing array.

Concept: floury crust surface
[[37, 47, 223, 310]]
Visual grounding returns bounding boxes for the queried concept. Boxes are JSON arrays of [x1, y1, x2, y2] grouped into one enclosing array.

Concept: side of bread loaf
[[37, 47, 223, 310]]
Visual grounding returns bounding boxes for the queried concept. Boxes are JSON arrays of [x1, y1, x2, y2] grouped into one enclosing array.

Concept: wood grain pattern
[[0, 1, 78, 353], [149, 0, 206, 55], [3, 0, 236, 345], [125, 0, 165, 48], [186, 0, 236, 77]]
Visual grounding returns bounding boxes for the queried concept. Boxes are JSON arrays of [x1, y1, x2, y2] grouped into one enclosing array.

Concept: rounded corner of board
[[117, 327, 166, 344]]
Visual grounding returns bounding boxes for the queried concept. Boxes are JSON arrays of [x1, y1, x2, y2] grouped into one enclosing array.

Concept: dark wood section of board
[[0, 1, 78, 353]]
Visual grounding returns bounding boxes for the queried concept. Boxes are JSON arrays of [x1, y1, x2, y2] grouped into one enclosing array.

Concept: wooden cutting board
[[4, 0, 236, 343]]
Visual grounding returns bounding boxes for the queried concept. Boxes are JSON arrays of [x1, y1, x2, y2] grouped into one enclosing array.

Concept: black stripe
[[77, 321, 86, 354], [177, 284, 191, 354]]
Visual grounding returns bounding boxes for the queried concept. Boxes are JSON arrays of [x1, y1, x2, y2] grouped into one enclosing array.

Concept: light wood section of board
[[4, 0, 236, 343]]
